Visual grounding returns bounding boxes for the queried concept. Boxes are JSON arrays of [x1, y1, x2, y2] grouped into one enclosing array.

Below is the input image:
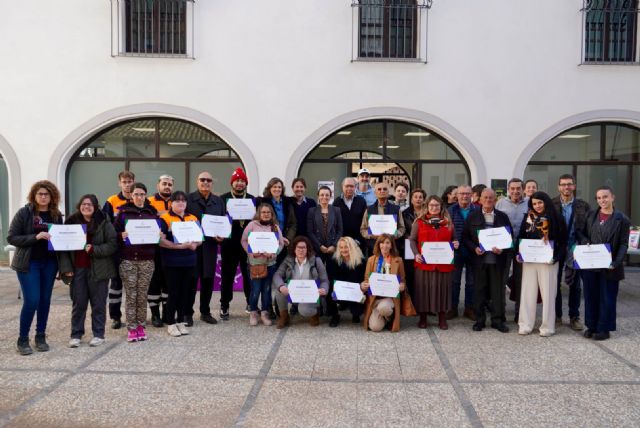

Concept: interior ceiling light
[[378, 145, 399, 149], [337, 131, 352, 135], [131, 127, 156, 132], [404, 132, 430, 137], [558, 134, 590, 139], [319, 144, 337, 148], [167, 142, 189, 146]]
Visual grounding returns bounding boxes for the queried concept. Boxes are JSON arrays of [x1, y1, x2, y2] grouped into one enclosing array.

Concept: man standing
[[291, 178, 316, 237], [447, 185, 478, 320], [355, 168, 376, 206], [219, 168, 254, 319], [186, 171, 225, 326], [463, 188, 512, 333], [496, 178, 529, 322], [393, 182, 410, 211], [360, 181, 405, 255], [147, 174, 174, 327], [524, 179, 538, 199], [333, 177, 367, 249], [103, 170, 135, 329], [552, 174, 590, 330]]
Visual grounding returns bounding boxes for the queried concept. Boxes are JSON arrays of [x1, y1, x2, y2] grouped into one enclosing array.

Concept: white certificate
[[125, 219, 160, 245], [226, 199, 256, 220], [247, 231, 279, 254], [201, 214, 232, 238], [573, 244, 612, 269], [404, 239, 414, 260], [333, 281, 365, 303], [368, 214, 397, 236], [421, 242, 455, 265], [368, 273, 400, 298], [171, 221, 204, 244], [478, 226, 513, 250], [519, 239, 554, 264], [48, 224, 86, 251], [287, 279, 320, 304]]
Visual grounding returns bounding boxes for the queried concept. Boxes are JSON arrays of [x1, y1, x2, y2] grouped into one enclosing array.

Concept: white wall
[[1, 0, 639, 214]]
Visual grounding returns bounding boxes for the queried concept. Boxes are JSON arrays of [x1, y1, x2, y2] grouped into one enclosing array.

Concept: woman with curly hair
[[8, 180, 63, 355]]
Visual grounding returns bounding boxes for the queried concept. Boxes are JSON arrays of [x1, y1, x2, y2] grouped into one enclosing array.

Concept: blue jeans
[[249, 265, 275, 313], [17, 258, 58, 338], [452, 255, 474, 308], [556, 257, 582, 319], [582, 270, 619, 333]]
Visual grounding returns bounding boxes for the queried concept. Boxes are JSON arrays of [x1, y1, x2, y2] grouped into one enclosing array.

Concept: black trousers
[[220, 241, 250, 310], [71, 268, 108, 339], [473, 263, 506, 325], [147, 254, 168, 313], [187, 276, 214, 317], [326, 282, 364, 318], [164, 265, 196, 325]]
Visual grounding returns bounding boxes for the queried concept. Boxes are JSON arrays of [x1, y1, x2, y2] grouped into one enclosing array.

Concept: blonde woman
[[327, 237, 366, 326]]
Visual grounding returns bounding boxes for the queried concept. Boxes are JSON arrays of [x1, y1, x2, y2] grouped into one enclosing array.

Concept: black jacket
[[552, 196, 590, 243], [306, 205, 343, 252], [333, 195, 367, 248], [219, 192, 255, 244], [462, 208, 512, 269], [516, 211, 568, 263], [577, 209, 630, 281], [255, 196, 297, 243], [187, 191, 226, 278], [59, 210, 118, 282], [7, 204, 63, 272]]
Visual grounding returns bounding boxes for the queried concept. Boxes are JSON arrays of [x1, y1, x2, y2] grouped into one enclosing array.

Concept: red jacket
[[411, 218, 455, 273]]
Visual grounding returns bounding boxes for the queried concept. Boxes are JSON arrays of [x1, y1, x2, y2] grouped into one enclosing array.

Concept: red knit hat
[[230, 168, 248, 185]]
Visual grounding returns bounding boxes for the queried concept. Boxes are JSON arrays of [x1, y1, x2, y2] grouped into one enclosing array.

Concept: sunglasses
[[199, 178, 213, 183]]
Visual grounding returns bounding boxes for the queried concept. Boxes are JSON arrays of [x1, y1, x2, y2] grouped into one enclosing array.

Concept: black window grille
[[353, 1, 430, 62], [583, 0, 639, 63]]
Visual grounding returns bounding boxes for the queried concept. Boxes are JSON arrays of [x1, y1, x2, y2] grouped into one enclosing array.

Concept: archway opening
[[0, 154, 9, 265], [298, 120, 470, 197], [66, 118, 244, 211]]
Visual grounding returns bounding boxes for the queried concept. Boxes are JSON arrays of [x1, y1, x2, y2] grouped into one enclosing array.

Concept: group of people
[[7, 167, 630, 356]]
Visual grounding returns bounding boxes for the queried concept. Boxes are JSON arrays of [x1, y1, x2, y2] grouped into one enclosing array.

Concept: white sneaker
[[89, 337, 105, 347], [176, 323, 189, 335], [68, 338, 81, 348], [167, 324, 182, 337]]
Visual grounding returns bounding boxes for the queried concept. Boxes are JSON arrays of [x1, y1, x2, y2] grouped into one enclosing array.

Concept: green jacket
[[58, 213, 117, 282]]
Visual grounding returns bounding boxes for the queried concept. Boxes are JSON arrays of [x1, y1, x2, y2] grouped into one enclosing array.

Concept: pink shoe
[[127, 329, 138, 342], [136, 325, 147, 341]]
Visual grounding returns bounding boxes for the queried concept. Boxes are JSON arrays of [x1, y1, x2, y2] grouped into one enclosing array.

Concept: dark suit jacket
[[462, 208, 512, 270], [255, 196, 297, 242], [333, 195, 367, 247], [306, 206, 343, 252], [187, 191, 225, 278]]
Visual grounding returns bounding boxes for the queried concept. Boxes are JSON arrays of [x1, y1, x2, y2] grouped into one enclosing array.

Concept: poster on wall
[[491, 179, 508, 199], [318, 180, 335, 204]]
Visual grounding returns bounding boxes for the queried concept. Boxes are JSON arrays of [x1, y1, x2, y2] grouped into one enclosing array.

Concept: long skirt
[[413, 270, 452, 314]]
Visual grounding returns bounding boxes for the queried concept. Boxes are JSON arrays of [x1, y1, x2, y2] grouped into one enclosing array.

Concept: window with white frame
[[110, 0, 195, 58]]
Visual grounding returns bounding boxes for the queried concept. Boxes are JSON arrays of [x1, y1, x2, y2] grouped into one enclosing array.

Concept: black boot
[[329, 313, 341, 328], [151, 306, 163, 328], [34, 333, 50, 352], [16, 337, 33, 355]]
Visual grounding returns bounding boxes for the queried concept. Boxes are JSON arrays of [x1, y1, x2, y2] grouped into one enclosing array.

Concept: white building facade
[[1, 0, 639, 262]]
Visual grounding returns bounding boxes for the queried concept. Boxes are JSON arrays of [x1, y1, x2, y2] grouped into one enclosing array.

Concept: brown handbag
[[400, 290, 417, 317], [249, 264, 268, 279]]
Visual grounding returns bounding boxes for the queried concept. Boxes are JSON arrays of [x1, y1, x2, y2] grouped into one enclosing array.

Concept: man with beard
[[219, 168, 255, 319], [147, 175, 174, 327]]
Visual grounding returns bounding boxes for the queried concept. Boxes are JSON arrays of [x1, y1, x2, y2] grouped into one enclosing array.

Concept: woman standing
[[361, 234, 407, 332], [441, 185, 458, 210], [307, 186, 343, 265], [578, 186, 630, 341], [515, 191, 567, 337], [241, 203, 284, 326], [255, 177, 297, 258], [326, 236, 366, 326], [59, 194, 117, 348], [158, 191, 201, 337], [402, 189, 426, 299], [8, 180, 63, 355], [272, 236, 329, 328], [410, 196, 458, 330], [113, 183, 159, 343]]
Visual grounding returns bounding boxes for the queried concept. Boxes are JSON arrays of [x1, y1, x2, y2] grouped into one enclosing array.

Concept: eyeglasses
[[80, 203, 93, 207], [295, 246, 307, 250], [36, 192, 50, 197], [199, 178, 213, 183], [559, 183, 574, 187]]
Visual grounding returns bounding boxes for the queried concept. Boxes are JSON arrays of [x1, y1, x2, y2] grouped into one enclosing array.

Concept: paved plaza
[[0, 269, 639, 427]]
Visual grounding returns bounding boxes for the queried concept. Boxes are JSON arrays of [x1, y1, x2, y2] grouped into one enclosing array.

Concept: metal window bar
[[582, 0, 639, 64], [114, 0, 193, 58], [353, 0, 430, 62]]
